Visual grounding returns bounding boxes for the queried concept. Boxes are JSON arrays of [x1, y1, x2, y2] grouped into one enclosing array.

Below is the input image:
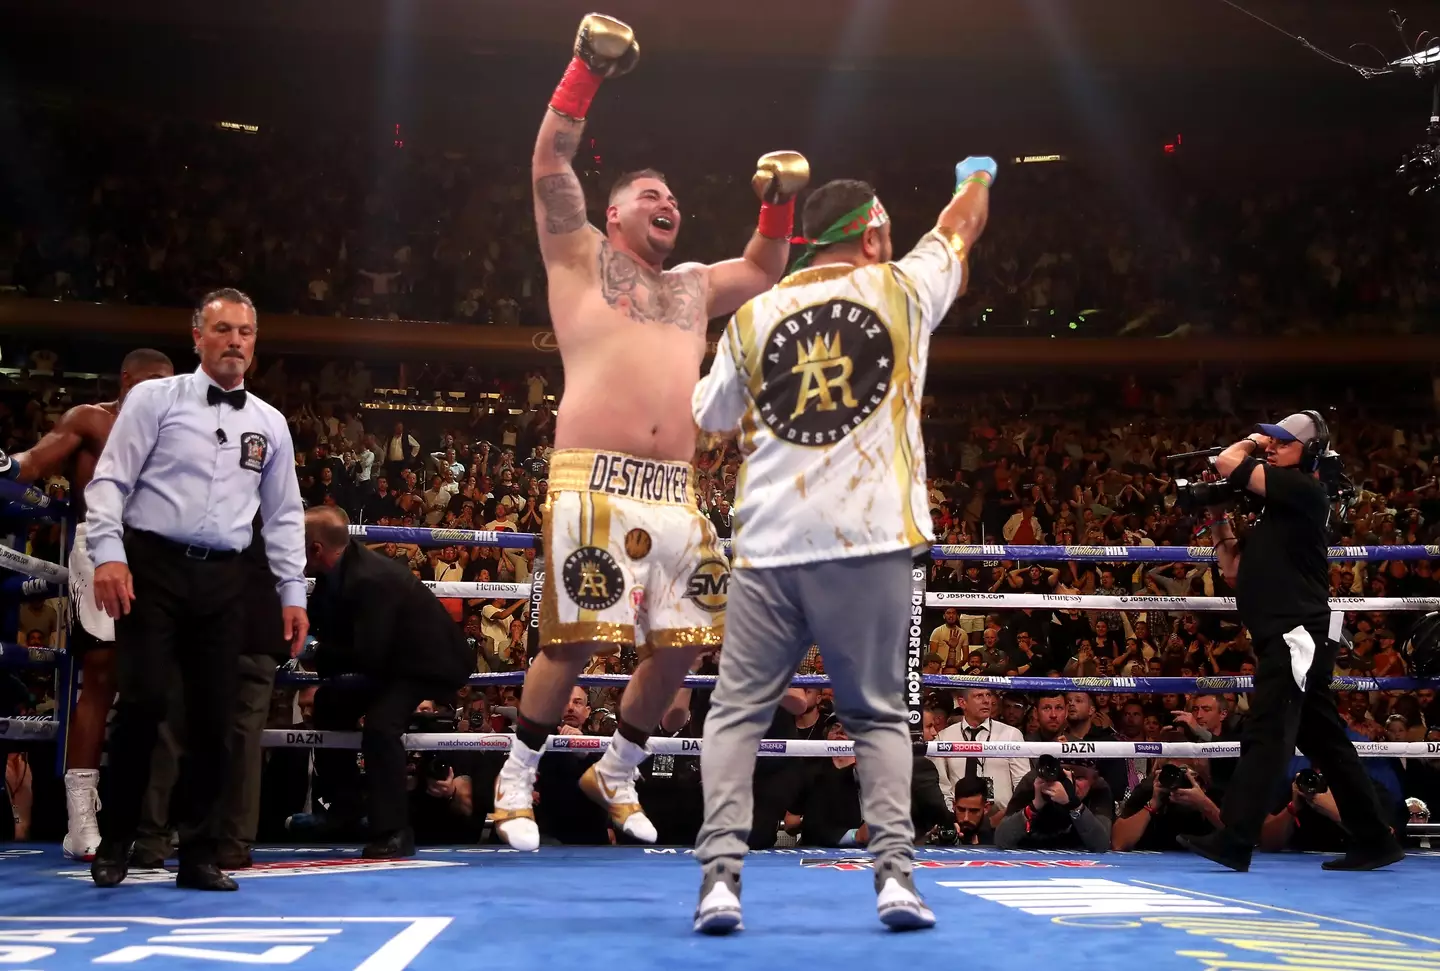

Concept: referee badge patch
[[240, 432, 269, 473]]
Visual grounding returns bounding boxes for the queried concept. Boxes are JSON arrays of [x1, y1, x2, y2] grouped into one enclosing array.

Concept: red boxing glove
[[549, 57, 604, 121], [757, 199, 796, 241]]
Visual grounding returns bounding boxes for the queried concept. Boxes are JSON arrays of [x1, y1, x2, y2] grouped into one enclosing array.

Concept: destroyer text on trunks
[[588, 453, 691, 504]]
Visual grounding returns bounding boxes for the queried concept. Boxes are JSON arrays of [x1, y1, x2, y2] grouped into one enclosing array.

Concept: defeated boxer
[[0, 348, 174, 860]]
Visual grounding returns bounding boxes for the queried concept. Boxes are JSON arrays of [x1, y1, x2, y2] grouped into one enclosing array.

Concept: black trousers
[[101, 532, 243, 865], [1220, 621, 1392, 848], [312, 677, 438, 838]]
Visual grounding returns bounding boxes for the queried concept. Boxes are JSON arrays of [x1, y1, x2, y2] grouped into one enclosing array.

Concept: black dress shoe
[[1178, 832, 1252, 872], [92, 839, 130, 888], [175, 863, 239, 891], [362, 829, 416, 860], [1321, 842, 1405, 871]]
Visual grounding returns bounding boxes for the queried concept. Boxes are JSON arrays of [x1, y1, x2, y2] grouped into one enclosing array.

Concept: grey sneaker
[[693, 863, 743, 935], [874, 859, 936, 931]]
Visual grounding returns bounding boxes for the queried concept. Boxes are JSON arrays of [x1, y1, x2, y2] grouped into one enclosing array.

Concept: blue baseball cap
[[1256, 413, 1321, 445]]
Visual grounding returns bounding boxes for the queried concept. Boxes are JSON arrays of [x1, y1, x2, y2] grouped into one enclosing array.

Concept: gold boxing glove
[[752, 151, 811, 204], [574, 14, 640, 79]]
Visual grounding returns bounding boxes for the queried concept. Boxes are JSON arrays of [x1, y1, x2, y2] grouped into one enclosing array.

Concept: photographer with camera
[[303, 507, 474, 858], [994, 755, 1112, 852], [928, 776, 996, 847], [405, 703, 501, 845], [1112, 757, 1221, 851], [1177, 413, 1403, 873], [1258, 766, 1399, 855]]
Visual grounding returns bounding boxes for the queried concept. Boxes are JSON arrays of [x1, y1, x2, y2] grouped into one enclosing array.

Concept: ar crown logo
[[562, 547, 624, 611], [759, 298, 894, 448], [791, 331, 857, 418]]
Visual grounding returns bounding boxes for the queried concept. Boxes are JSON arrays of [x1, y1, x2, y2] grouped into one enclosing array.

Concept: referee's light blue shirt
[[84, 367, 307, 609]]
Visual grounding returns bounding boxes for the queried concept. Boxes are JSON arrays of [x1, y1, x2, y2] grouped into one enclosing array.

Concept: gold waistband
[[547, 449, 696, 506]]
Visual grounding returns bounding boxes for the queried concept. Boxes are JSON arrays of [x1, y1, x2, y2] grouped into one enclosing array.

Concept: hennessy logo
[[790, 332, 858, 418]]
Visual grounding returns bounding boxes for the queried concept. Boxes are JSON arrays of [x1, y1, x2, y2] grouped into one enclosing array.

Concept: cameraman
[[995, 758, 1112, 852], [1179, 413, 1402, 873], [1258, 767, 1399, 855], [1112, 759, 1220, 851], [406, 703, 501, 845]]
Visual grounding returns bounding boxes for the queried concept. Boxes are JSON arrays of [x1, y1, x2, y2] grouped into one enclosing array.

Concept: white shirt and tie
[[84, 367, 306, 608], [930, 717, 1029, 812]]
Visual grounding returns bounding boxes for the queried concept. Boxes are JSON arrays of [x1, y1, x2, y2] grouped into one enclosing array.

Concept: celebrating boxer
[[491, 13, 809, 852], [690, 160, 995, 932], [0, 348, 174, 861]]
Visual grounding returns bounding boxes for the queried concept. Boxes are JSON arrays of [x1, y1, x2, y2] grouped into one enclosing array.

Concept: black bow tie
[[208, 385, 247, 409]]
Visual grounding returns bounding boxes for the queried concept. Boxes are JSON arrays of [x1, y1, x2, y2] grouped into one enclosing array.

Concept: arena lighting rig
[[1218, 2, 1440, 195]]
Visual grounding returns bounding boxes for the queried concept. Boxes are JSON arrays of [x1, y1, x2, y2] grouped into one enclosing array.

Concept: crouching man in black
[[994, 757, 1112, 852], [303, 507, 474, 858]]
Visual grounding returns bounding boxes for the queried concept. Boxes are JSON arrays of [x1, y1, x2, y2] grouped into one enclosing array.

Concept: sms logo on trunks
[[551, 737, 604, 750], [1133, 742, 1162, 755], [562, 546, 624, 611], [756, 298, 894, 447], [685, 560, 730, 613]]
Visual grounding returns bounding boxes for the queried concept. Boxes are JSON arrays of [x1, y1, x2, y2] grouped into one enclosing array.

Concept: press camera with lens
[[407, 710, 457, 782], [1157, 763, 1194, 791]]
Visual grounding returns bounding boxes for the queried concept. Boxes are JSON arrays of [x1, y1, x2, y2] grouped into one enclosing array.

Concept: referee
[[1178, 412, 1403, 873], [85, 287, 308, 891]]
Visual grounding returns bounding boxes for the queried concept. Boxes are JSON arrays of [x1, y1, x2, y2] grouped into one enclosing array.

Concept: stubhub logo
[[758, 740, 787, 753], [1134, 743, 1161, 754]]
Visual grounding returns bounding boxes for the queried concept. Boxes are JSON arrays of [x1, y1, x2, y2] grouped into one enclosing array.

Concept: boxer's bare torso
[[16, 403, 117, 515], [547, 230, 712, 462]]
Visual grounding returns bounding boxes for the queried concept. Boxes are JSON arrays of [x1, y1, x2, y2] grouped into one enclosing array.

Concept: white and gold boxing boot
[[492, 739, 542, 852], [578, 732, 658, 843]]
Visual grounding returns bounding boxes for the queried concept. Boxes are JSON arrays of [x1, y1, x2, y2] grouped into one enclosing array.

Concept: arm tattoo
[[535, 172, 589, 235], [552, 128, 580, 160], [599, 244, 707, 331]]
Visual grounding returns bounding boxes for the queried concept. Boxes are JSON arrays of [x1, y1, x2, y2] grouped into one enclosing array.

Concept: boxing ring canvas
[[0, 844, 1436, 970]]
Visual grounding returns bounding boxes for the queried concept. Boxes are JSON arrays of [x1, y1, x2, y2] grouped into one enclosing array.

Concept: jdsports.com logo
[[907, 568, 924, 724]]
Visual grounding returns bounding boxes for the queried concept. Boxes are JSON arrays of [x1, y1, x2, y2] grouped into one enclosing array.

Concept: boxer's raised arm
[[704, 152, 810, 319], [532, 15, 638, 272]]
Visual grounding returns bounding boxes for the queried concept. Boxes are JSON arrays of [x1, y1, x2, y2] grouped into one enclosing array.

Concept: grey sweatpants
[[696, 549, 915, 873]]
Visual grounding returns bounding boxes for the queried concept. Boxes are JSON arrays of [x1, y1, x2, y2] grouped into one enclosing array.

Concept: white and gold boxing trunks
[[68, 522, 114, 643], [540, 449, 727, 653]]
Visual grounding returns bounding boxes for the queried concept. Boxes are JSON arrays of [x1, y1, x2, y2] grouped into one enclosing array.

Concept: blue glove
[[0, 448, 19, 481], [955, 156, 998, 191]]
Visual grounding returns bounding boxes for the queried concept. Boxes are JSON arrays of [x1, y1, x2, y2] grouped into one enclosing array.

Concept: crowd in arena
[[3, 89, 1440, 854], [4, 344, 1439, 849], [2, 103, 1438, 337]]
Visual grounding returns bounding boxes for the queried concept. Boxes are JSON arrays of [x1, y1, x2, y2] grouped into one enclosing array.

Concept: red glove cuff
[[549, 57, 604, 120], [757, 199, 795, 240]]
